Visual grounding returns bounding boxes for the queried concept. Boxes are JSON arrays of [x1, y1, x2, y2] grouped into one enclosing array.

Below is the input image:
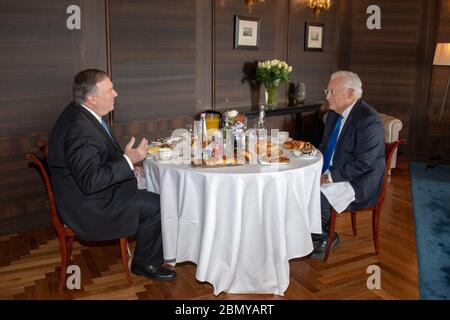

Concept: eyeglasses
[[325, 88, 353, 96], [324, 89, 337, 96]]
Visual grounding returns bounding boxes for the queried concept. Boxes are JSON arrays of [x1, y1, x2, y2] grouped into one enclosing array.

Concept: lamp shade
[[433, 43, 450, 66]]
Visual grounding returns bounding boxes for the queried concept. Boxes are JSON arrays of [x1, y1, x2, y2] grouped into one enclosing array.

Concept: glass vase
[[222, 119, 231, 140], [265, 85, 279, 108]]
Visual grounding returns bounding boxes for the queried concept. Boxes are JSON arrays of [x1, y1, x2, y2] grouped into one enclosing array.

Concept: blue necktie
[[100, 119, 113, 138], [322, 115, 343, 173]]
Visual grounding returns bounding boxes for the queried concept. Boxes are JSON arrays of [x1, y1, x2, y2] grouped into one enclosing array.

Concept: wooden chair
[[26, 144, 132, 290], [323, 138, 406, 262]]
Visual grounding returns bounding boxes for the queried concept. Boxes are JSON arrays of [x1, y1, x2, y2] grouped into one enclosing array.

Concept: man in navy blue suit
[[311, 71, 385, 259]]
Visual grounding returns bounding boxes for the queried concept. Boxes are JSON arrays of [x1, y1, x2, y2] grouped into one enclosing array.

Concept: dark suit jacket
[[48, 102, 139, 241], [319, 99, 385, 209]]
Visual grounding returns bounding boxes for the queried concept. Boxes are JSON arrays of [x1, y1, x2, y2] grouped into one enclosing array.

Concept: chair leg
[[58, 235, 68, 290], [351, 211, 357, 236], [372, 206, 381, 255], [120, 238, 132, 283], [323, 209, 336, 262], [67, 237, 73, 265]]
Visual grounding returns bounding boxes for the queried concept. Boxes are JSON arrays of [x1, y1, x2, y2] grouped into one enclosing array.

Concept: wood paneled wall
[[428, 0, 450, 158], [214, 0, 287, 110], [212, 0, 337, 109], [108, 0, 199, 143], [0, 0, 105, 136], [110, 0, 197, 123], [288, 1, 338, 103], [0, 0, 447, 234], [0, 0, 107, 235], [340, 0, 446, 158], [346, 0, 423, 152], [213, 0, 337, 132]]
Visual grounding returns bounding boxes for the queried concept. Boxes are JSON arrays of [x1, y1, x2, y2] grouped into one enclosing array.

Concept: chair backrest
[[378, 138, 406, 204], [26, 146, 66, 236]]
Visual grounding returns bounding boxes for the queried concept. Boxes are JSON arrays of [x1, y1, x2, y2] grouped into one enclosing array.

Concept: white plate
[[292, 149, 318, 158], [258, 159, 290, 166], [151, 155, 173, 163], [298, 154, 316, 160]]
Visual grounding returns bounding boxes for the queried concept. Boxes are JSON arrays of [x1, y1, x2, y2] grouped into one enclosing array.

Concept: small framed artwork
[[234, 15, 260, 50], [304, 22, 324, 51]]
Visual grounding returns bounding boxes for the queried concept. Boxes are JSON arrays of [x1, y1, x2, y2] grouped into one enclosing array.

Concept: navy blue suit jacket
[[319, 99, 385, 209]]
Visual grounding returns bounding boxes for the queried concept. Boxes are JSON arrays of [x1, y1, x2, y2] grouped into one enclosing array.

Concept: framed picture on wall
[[304, 22, 324, 51], [234, 15, 260, 50]]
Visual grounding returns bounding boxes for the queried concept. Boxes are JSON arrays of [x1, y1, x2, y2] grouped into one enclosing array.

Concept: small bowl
[[158, 148, 172, 160], [279, 131, 289, 143]]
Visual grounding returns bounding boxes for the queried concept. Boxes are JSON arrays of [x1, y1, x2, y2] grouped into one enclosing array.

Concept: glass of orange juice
[[205, 114, 220, 133]]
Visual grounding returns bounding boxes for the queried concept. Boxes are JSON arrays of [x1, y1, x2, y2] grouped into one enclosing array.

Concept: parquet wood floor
[[0, 161, 419, 300]]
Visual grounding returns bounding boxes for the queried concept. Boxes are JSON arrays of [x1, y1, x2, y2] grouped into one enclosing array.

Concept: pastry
[[244, 150, 252, 162], [283, 141, 294, 150]]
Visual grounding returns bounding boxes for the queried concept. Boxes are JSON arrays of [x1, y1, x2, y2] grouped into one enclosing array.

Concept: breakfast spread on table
[[148, 136, 317, 165], [147, 109, 318, 166]]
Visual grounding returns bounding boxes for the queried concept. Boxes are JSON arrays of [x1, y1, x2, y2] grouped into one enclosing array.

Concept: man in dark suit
[[311, 71, 385, 259], [48, 69, 176, 280]]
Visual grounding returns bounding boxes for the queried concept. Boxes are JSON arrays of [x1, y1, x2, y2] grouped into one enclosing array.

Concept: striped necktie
[[322, 114, 344, 174]]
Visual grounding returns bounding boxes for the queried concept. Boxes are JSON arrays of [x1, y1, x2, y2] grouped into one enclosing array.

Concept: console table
[[237, 101, 323, 145]]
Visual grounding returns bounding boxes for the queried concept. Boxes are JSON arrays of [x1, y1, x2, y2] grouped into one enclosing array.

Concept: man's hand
[[134, 165, 145, 177], [124, 136, 148, 164], [321, 173, 331, 185]]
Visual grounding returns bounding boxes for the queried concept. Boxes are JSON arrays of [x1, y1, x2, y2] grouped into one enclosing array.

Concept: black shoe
[[310, 233, 340, 260], [311, 233, 323, 247], [131, 262, 177, 281]]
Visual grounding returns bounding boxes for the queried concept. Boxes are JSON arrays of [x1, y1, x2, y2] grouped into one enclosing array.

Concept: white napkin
[[320, 182, 355, 213], [136, 174, 147, 190]]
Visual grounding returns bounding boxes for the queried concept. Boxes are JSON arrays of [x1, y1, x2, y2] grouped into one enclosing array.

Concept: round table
[[144, 152, 323, 295]]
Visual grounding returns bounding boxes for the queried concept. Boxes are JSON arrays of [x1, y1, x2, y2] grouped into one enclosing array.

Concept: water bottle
[[256, 105, 266, 130]]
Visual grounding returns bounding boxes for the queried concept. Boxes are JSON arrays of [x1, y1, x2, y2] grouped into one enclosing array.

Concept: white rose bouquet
[[256, 59, 293, 106], [256, 59, 292, 88]]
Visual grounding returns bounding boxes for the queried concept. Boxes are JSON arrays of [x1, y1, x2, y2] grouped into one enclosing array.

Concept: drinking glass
[[205, 114, 220, 131]]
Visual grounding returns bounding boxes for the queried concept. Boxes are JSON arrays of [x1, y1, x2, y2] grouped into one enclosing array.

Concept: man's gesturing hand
[[320, 173, 331, 185], [124, 136, 148, 164]]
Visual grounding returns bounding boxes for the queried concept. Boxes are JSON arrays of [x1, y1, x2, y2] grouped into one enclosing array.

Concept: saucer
[[293, 149, 317, 158], [153, 155, 172, 163]]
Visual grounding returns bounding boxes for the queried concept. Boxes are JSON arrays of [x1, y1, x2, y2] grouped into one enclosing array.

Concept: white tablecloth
[[144, 153, 322, 295]]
